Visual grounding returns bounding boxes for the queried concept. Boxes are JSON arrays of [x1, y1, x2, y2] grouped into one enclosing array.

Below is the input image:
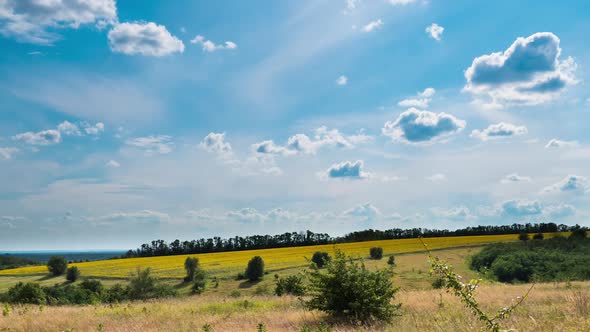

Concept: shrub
[[80, 279, 104, 295], [570, 227, 587, 240], [43, 284, 96, 305], [128, 267, 158, 300], [431, 277, 445, 289], [192, 267, 207, 294], [7, 282, 46, 304], [532, 233, 544, 240], [152, 284, 177, 298], [47, 256, 68, 276], [184, 257, 199, 282], [103, 284, 129, 303], [490, 253, 534, 282], [369, 247, 383, 260], [275, 274, 305, 296], [245, 256, 265, 282], [387, 255, 396, 266], [518, 232, 530, 242], [311, 252, 331, 268], [305, 250, 399, 324], [66, 266, 80, 282], [236, 272, 246, 280]]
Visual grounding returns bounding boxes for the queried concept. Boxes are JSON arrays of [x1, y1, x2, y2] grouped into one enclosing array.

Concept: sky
[[1, 0, 589, 250]]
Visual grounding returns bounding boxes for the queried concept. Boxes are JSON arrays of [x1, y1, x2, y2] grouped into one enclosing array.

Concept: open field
[[1, 281, 588, 331]]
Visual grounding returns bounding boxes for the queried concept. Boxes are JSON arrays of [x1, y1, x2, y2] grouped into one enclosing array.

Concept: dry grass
[[1, 282, 588, 331]]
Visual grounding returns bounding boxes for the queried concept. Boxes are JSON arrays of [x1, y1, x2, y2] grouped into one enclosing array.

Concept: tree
[[184, 257, 199, 282], [569, 227, 587, 240], [311, 252, 331, 268], [245, 256, 265, 282], [532, 233, 544, 240], [66, 266, 80, 282], [192, 266, 207, 294], [369, 247, 383, 260], [128, 267, 157, 300], [387, 255, 396, 266], [518, 232, 529, 242], [47, 256, 68, 276], [6, 282, 46, 304], [274, 274, 305, 296], [305, 250, 400, 324]]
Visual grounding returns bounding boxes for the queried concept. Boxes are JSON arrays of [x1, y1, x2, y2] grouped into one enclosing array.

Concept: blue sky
[[1, 0, 589, 250]]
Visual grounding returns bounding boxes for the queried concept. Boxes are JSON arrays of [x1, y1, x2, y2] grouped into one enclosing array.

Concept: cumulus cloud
[[382, 108, 466, 144], [0, 0, 117, 44], [362, 19, 383, 33], [83, 122, 105, 135], [501, 173, 531, 183], [325, 160, 369, 179], [105, 160, 120, 168], [398, 87, 436, 108], [426, 23, 444, 41], [426, 173, 446, 182], [0, 147, 18, 160], [501, 199, 542, 216], [470, 122, 527, 141], [190, 35, 237, 52], [545, 138, 578, 148], [343, 203, 381, 221], [464, 32, 577, 106], [13, 129, 61, 145], [200, 132, 232, 156], [125, 135, 174, 154], [253, 126, 371, 156], [433, 206, 476, 221], [108, 22, 185, 56], [543, 175, 589, 194], [57, 121, 81, 136], [336, 75, 348, 86]]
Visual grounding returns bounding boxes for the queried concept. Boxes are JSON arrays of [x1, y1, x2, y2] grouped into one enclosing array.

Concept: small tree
[[311, 252, 331, 268], [532, 233, 544, 240], [569, 227, 587, 240], [518, 232, 529, 242], [369, 247, 383, 260], [192, 266, 207, 294], [245, 256, 265, 282], [128, 267, 157, 300], [274, 274, 305, 296], [305, 250, 400, 324], [387, 255, 396, 266], [66, 266, 80, 282], [184, 257, 199, 282], [47, 256, 68, 276]]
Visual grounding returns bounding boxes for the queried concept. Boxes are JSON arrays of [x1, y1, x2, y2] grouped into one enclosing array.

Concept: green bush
[[184, 257, 199, 282], [47, 256, 68, 276], [305, 250, 399, 324], [431, 277, 445, 289], [6, 282, 46, 304], [66, 266, 80, 282], [532, 233, 544, 240], [387, 255, 395, 266], [79, 279, 104, 295], [518, 232, 530, 242], [103, 284, 129, 303], [311, 252, 331, 268], [192, 267, 207, 294], [369, 247, 383, 260], [275, 274, 305, 296], [128, 267, 158, 300], [245, 256, 265, 282]]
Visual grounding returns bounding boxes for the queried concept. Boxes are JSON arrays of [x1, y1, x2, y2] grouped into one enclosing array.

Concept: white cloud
[[501, 199, 542, 216], [464, 32, 577, 106], [388, 0, 417, 5], [108, 22, 185, 56], [544, 203, 576, 219], [362, 19, 383, 33], [433, 206, 476, 221], [545, 139, 578, 148], [426, 23, 444, 41], [325, 160, 369, 179], [346, 0, 360, 10], [105, 160, 120, 168], [190, 35, 237, 52], [336, 75, 348, 86], [382, 108, 466, 144], [543, 175, 589, 194], [57, 121, 81, 136], [93, 210, 170, 225], [426, 173, 446, 182], [83, 122, 105, 135], [501, 173, 531, 183], [470, 122, 527, 141], [200, 132, 232, 156], [125, 135, 174, 154], [398, 87, 436, 108], [0, 0, 117, 44], [13, 129, 61, 145], [0, 147, 18, 160], [343, 203, 381, 221]]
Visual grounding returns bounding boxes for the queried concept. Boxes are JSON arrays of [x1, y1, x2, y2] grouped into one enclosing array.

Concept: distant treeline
[[0, 255, 39, 270], [123, 222, 583, 258]]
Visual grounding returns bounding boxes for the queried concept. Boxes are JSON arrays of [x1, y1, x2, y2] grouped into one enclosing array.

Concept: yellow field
[[0, 233, 561, 279]]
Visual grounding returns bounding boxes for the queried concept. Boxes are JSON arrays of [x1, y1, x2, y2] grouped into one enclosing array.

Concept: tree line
[[123, 222, 582, 258]]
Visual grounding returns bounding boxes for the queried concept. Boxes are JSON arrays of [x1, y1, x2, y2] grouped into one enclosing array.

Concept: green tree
[[274, 274, 305, 296], [128, 267, 157, 300], [369, 247, 383, 260], [305, 250, 400, 324], [6, 282, 46, 304], [245, 256, 265, 282], [387, 255, 396, 266], [66, 266, 80, 282], [192, 266, 207, 294], [184, 257, 199, 282], [569, 227, 587, 240], [311, 252, 331, 268], [47, 256, 68, 276], [518, 232, 530, 242], [532, 233, 544, 240]]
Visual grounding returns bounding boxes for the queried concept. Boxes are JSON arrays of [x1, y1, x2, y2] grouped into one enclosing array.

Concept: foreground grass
[[1, 282, 588, 331]]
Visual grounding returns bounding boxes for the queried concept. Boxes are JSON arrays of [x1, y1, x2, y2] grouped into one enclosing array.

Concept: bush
[[305, 250, 399, 324], [490, 253, 535, 282], [128, 267, 158, 300], [80, 279, 104, 295], [387, 255, 396, 266], [103, 284, 129, 303], [245, 256, 265, 282], [369, 247, 383, 260], [192, 267, 207, 294], [518, 232, 530, 242], [66, 266, 80, 282], [311, 252, 331, 268], [47, 256, 68, 276], [532, 233, 544, 240], [184, 257, 199, 282], [275, 274, 305, 296], [431, 277, 445, 289], [6, 282, 46, 304], [43, 284, 97, 305], [570, 227, 587, 240]]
